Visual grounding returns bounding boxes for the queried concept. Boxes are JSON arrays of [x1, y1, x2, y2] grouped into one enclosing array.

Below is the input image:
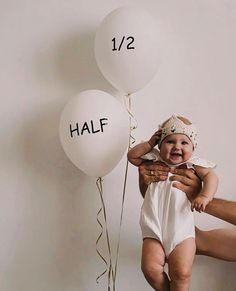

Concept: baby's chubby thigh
[[141, 238, 170, 290], [165, 185, 196, 288], [167, 237, 196, 288]]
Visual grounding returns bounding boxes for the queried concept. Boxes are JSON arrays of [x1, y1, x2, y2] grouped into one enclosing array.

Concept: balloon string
[[124, 93, 138, 149], [96, 177, 113, 290], [111, 93, 137, 289], [96, 95, 137, 290], [112, 158, 129, 290]]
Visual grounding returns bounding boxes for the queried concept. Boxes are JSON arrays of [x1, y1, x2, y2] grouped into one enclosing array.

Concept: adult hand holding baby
[[139, 161, 202, 199]]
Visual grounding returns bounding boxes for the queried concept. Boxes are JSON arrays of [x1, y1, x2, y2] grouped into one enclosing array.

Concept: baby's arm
[[191, 166, 219, 212], [127, 129, 161, 166]]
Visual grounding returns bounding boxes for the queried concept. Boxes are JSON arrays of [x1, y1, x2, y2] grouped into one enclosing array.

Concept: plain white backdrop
[[0, 0, 236, 290]]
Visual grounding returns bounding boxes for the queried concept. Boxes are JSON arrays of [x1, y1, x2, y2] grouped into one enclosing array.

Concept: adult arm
[[170, 168, 236, 225], [204, 198, 236, 226], [195, 227, 236, 261]]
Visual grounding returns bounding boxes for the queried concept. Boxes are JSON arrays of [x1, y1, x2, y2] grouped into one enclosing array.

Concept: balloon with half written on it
[[59, 90, 130, 177], [95, 6, 161, 94]]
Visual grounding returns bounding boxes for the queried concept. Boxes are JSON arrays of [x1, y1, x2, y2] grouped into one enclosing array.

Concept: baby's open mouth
[[170, 153, 182, 157]]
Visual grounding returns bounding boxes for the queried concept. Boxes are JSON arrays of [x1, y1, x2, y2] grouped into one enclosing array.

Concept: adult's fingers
[[151, 174, 168, 182], [170, 174, 194, 186], [191, 201, 195, 212], [139, 162, 169, 185], [139, 164, 169, 177], [171, 176, 202, 201], [172, 182, 194, 199], [141, 161, 170, 172], [140, 171, 168, 184], [170, 168, 201, 189], [170, 168, 197, 180]]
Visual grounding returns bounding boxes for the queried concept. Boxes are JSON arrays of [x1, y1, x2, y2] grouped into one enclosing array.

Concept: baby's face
[[159, 134, 194, 165]]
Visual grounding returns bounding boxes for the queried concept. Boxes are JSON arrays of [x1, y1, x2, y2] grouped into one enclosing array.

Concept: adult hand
[[139, 160, 170, 183], [169, 168, 202, 202], [138, 161, 170, 196]]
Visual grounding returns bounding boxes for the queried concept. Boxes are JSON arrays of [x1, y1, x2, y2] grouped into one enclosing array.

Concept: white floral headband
[[158, 115, 197, 148]]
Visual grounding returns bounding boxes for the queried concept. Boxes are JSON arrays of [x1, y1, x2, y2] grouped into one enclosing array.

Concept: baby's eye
[[166, 140, 174, 144], [182, 141, 189, 145]]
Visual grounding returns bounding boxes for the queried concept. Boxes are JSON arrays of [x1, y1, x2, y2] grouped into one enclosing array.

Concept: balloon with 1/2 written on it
[[59, 90, 130, 177], [95, 6, 161, 94]]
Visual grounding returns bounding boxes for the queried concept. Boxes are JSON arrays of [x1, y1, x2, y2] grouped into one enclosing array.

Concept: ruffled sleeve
[[141, 148, 160, 161], [186, 156, 216, 169]]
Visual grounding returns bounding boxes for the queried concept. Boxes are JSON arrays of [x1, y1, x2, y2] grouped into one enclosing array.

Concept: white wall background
[[1, 0, 236, 290]]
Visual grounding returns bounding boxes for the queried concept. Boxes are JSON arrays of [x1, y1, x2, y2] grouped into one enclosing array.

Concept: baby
[[128, 115, 218, 291]]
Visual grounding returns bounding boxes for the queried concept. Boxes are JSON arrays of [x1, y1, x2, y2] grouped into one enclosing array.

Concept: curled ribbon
[[124, 93, 138, 149], [96, 177, 113, 290]]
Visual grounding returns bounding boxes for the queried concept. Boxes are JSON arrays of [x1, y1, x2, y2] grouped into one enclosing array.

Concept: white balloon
[[95, 6, 161, 94], [59, 90, 129, 177]]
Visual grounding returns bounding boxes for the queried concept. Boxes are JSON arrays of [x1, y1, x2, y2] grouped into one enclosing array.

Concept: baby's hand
[[191, 195, 211, 213], [148, 129, 162, 148]]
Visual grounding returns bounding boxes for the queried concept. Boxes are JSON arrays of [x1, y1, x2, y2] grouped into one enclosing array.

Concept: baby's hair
[[161, 116, 192, 127]]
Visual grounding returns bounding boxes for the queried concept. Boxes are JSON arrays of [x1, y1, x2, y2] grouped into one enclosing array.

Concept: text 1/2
[[112, 36, 135, 51]]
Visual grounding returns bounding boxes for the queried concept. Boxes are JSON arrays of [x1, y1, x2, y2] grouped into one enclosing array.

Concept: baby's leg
[[195, 227, 236, 261], [141, 238, 170, 291], [168, 238, 196, 291]]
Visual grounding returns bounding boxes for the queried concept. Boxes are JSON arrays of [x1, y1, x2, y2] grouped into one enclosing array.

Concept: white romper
[[140, 149, 216, 258]]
